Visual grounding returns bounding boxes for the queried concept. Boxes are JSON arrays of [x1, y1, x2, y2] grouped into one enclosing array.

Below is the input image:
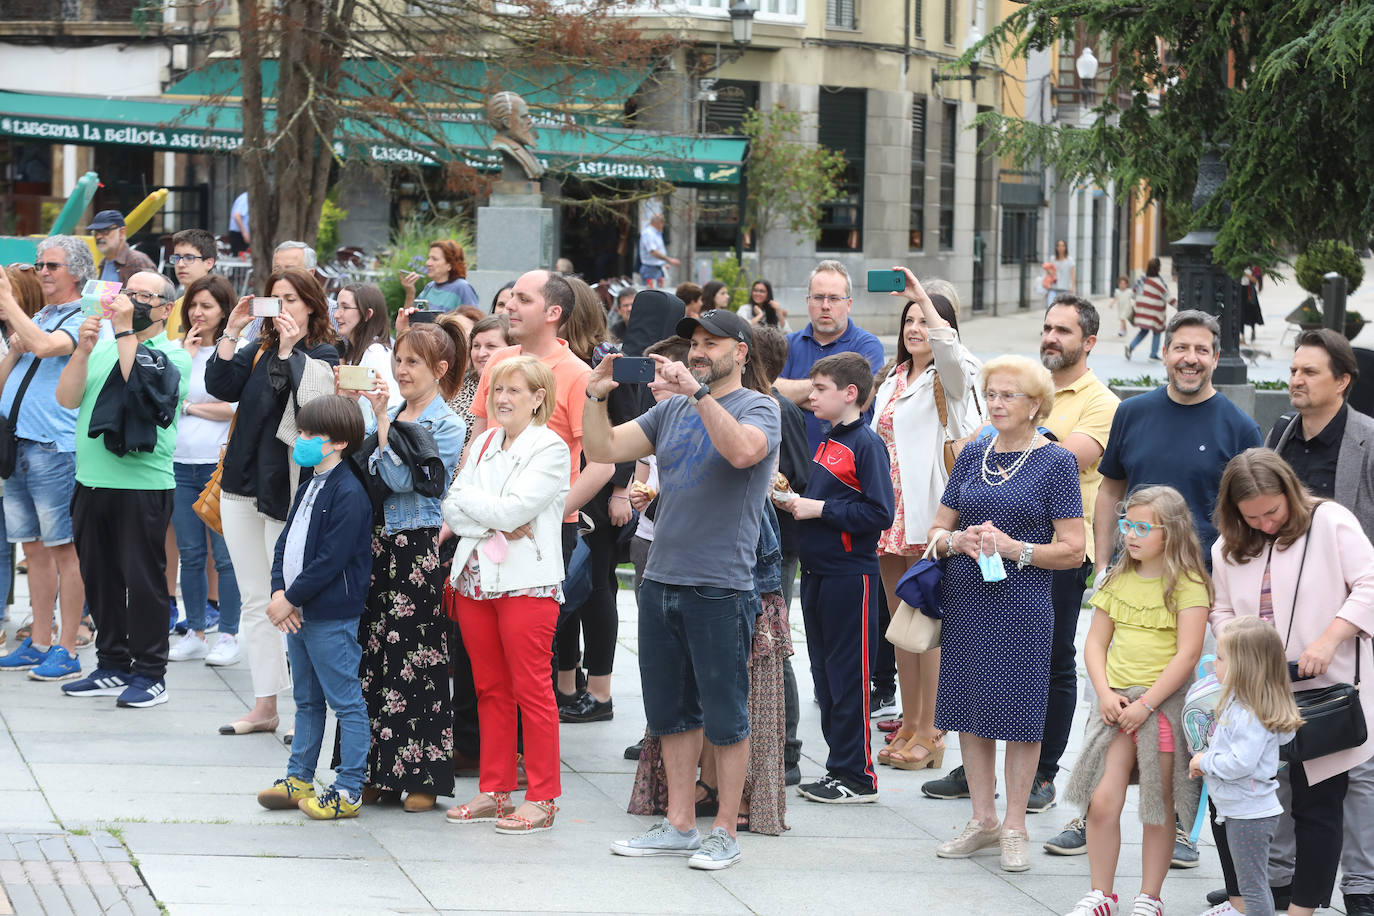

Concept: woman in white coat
[[441, 356, 571, 834], [870, 270, 982, 769]]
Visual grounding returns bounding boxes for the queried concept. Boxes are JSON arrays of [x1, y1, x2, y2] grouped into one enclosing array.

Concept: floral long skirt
[[359, 526, 455, 796]]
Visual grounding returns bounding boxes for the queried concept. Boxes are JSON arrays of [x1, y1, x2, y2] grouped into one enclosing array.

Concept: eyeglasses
[[1118, 519, 1156, 537], [984, 391, 1030, 403], [167, 254, 211, 265], [806, 295, 851, 306], [7, 263, 34, 272], [34, 261, 66, 273], [126, 290, 164, 305]]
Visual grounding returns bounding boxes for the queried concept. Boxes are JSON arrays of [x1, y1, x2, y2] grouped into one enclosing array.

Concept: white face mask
[[978, 532, 1007, 583]]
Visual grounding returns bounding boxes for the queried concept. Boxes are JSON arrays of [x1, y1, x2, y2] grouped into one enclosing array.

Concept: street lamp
[[729, 0, 754, 46], [1075, 46, 1099, 82]]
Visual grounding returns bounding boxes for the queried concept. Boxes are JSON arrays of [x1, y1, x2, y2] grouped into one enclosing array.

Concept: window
[[913, 0, 923, 38], [1000, 209, 1039, 265], [826, 0, 856, 29], [938, 101, 957, 250], [695, 187, 745, 251], [701, 81, 758, 135], [909, 96, 926, 250], [943, 0, 955, 45], [817, 88, 866, 251]]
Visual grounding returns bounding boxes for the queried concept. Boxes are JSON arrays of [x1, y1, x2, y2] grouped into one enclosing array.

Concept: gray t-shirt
[[636, 388, 781, 591]]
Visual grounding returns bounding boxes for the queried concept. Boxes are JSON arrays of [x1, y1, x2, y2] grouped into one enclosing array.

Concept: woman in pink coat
[[1210, 448, 1374, 916]]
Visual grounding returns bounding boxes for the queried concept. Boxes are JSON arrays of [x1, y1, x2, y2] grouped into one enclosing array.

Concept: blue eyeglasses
[[1118, 519, 1155, 537]]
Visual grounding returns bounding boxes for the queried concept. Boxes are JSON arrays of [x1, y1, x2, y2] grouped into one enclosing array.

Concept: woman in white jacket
[[441, 356, 571, 834], [870, 271, 981, 769]]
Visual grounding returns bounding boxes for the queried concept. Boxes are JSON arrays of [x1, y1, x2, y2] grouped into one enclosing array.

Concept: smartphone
[[866, 269, 906, 293], [409, 310, 441, 325], [337, 365, 378, 391], [612, 356, 655, 384], [1288, 661, 1316, 682], [251, 297, 282, 318]]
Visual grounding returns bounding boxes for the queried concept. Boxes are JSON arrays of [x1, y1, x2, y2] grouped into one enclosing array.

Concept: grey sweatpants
[[1269, 755, 1374, 895], [1229, 815, 1281, 916]]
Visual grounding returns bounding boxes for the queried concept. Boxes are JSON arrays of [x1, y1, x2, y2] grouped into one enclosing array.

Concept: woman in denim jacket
[[349, 322, 467, 813]]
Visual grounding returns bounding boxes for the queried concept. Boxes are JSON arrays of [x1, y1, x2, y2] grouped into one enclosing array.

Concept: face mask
[[978, 534, 1007, 583], [292, 435, 333, 468], [131, 299, 157, 332]]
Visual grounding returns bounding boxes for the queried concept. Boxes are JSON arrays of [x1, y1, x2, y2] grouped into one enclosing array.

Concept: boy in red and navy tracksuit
[[784, 352, 894, 804]]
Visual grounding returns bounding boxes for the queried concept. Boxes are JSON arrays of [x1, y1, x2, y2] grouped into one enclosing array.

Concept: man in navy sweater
[[781, 352, 894, 804]]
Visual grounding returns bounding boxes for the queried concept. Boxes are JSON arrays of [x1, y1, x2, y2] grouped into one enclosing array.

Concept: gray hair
[[274, 240, 317, 270], [921, 277, 961, 314], [1164, 308, 1221, 353], [36, 235, 95, 285], [808, 259, 852, 298], [131, 270, 176, 304]]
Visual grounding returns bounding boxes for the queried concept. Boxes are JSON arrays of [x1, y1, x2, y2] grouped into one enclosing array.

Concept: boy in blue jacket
[[782, 352, 894, 805], [256, 395, 374, 820]]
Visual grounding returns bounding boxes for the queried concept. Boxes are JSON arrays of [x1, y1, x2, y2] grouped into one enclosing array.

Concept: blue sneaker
[[688, 826, 741, 870], [63, 667, 132, 697], [204, 606, 221, 634], [0, 637, 48, 671], [169, 599, 181, 634], [28, 645, 80, 681], [116, 675, 168, 708]]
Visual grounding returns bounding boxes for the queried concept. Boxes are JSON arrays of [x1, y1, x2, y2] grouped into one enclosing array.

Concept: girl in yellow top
[[1062, 486, 1212, 916]]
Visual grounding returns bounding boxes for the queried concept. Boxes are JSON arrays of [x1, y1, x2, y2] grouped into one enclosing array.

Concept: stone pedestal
[[470, 194, 554, 306]]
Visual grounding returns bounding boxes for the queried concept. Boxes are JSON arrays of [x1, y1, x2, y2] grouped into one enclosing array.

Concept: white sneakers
[[1065, 890, 1117, 916], [205, 634, 240, 667], [1131, 893, 1164, 916], [168, 634, 209, 662]]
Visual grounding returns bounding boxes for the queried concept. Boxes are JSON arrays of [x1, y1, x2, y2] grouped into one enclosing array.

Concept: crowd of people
[[2, 220, 1373, 913]]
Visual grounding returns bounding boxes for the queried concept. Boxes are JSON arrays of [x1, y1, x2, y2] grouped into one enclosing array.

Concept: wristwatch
[[586, 391, 607, 403], [692, 383, 711, 402]]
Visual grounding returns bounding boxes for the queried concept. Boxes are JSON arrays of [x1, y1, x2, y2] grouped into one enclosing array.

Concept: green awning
[[0, 89, 744, 186]]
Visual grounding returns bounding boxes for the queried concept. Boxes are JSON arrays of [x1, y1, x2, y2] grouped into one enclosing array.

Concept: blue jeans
[[637, 578, 755, 746], [1129, 327, 1162, 358], [286, 616, 367, 797], [4, 440, 76, 546], [0, 497, 9, 619], [171, 463, 241, 634]]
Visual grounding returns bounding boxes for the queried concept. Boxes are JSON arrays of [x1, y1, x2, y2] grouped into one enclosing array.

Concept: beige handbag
[[884, 543, 942, 652]]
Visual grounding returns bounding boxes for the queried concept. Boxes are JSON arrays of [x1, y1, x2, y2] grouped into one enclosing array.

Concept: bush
[[315, 194, 349, 259], [710, 253, 751, 308], [1295, 240, 1365, 296], [377, 217, 475, 318]]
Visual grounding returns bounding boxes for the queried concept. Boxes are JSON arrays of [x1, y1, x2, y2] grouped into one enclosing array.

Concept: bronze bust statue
[[487, 91, 544, 181]]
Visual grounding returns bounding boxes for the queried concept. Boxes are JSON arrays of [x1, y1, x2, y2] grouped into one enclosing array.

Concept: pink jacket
[[1210, 500, 1374, 784]]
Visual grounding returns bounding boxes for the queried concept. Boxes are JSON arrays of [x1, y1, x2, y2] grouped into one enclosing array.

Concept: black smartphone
[[866, 268, 905, 293], [612, 356, 656, 384], [1288, 661, 1315, 682], [409, 310, 441, 324]]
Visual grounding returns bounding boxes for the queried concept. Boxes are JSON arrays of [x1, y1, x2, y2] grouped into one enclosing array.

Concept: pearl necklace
[[980, 432, 1042, 487]]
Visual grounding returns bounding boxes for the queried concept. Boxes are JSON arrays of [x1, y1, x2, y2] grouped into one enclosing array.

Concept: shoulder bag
[[1280, 504, 1368, 762], [0, 305, 80, 479], [886, 542, 944, 652], [193, 349, 263, 534], [932, 372, 956, 474]]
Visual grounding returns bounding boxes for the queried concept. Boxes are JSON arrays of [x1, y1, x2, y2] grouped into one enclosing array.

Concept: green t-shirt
[[74, 333, 191, 490]]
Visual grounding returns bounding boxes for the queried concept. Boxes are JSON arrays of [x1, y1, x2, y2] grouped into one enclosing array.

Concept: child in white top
[[1112, 275, 1134, 336]]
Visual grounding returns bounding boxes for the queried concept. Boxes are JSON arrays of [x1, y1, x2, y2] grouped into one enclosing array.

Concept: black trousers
[[1213, 762, 1349, 909], [556, 519, 619, 676], [872, 585, 896, 695], [71, 484, 172, 679], [1037, 559, 1093, 782]]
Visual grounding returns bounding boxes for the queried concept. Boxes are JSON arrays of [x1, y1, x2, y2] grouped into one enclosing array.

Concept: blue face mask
[[292, 435, 334, 468], [977, 534, 1007, 583]]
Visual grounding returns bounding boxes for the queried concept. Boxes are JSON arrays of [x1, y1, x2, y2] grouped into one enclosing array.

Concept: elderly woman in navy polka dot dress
[[924, 355, 1085, 874]]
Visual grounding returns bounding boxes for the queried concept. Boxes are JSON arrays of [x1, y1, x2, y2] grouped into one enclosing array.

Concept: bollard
[[1322, 271, 1348, 332]]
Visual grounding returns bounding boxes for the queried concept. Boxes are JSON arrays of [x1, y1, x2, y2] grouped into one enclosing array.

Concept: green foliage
[[315, 191, 349, 261], [970, 0, 1374, 276], [710, 253, 751, 308], [1107, 374, 1161, 389], [1295, 240, 1365, 295], [738, 106, 848, 267], [1254, 379, 1291, 391], [377, 217, 475, 317]]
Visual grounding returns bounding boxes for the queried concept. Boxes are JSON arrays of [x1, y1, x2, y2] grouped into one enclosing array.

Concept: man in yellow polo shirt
[[1033, 296, 1119, 820]]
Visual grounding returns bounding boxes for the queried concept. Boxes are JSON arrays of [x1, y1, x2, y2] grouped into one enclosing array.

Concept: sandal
[[446, 791, 512, 824], [694, 779, 718, 816], [494, 799, 558, 834], [75, 618, 95, 649], [736, 811, 752, 833], [887, 735, 947, 771], [878, 733, 917, 766]]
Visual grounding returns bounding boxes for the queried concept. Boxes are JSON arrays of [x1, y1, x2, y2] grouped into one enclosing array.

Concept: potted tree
[[1293, 240, 1366, 339]]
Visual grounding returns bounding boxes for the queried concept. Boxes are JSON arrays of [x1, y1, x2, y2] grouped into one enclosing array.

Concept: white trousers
[[220, 494, 291, 698]]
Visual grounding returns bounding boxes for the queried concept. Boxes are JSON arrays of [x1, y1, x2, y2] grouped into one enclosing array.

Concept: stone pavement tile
[[33, 883, 70, 914], [3, 700, 255, 734], [108, 861, 146, 888], [1013, 873, 1227, 916], [0, 838, 14, 861], [401, 859, 753, 914], [0, 861, 25, 885], [31, 762, 284, 797], [7, 837, 40, 862], [62, 835, 101, 863], [126, 886, 162, 916], [116, 822, 387, 860], [51, 789, 325, 828], [52, 878, 105, 916], [15, 733, 281, 767], [136, 852, 431, 910], [36, 836, 72, 862], [0, 887, 12, 916], [0, 885, 39, 916], [93, 832, 130, 862], [47, 860, 83, 885], [169, 906, 427, 916], [0, 792, 60, 830]]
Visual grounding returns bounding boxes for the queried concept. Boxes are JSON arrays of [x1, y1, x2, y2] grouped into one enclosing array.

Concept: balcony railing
[[1, 0, 142, 22]]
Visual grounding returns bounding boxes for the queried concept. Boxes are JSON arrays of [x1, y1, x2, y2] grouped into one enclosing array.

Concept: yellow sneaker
[[299, 786, 361, 820], [257, 776, 316, 810]]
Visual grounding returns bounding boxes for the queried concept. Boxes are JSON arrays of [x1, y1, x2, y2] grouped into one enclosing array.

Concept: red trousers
[[454, 593, 561, 800]]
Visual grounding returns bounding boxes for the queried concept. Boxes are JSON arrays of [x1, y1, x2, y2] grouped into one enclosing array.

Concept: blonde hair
[[1098, 485, 1214, 614], [1216, 616, 1305, 734], [979, 354, 1055, 422], [487, 356, 556, 426]]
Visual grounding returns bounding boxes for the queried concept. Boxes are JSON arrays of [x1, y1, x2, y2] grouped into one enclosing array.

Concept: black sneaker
[[556, 689, 583, 710], [1206, 886, 1291, 910], [1026, 775, 1056, 812], [784, 765, 801, 786], [559, 693, 613, 723], [1170, 825, 1199, 868], [623, 740, 643, 761], [1043, 815, 1087, 855], [868, 687, 898, 719], [921, 765, 971, 799], [797, 774, 878, 804]]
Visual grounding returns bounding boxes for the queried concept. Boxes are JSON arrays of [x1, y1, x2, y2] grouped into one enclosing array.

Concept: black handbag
[[0, 354, 44, 479], [1280, 505, 1367, 762]]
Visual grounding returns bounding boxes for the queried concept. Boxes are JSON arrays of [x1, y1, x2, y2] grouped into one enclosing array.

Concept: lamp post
[[728, 0, 754, 45]]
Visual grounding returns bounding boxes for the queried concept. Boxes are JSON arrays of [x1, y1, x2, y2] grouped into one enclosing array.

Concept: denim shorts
[[5, 440, 76, 546], [638, 578, 756, 746]]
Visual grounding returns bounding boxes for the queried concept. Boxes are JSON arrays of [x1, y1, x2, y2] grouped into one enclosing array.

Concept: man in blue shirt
[[776, 260, 887, 455]]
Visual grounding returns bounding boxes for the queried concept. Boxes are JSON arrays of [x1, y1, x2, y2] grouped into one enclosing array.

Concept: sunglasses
[[1118, 519, 1156, 537], [7, 263, 34, 272], [34, 261, 67, 273]]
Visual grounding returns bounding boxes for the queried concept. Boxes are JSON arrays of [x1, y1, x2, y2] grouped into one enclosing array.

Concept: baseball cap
[[86, 210, 126, 231], [676, 308, 752, 348]]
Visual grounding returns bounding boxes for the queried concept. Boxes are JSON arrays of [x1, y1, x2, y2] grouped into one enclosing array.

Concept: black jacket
[[619, 290, 685, 358], [773, 386, 811, 557], [205, 341, 341, 521], [86, 343, 183, 456]]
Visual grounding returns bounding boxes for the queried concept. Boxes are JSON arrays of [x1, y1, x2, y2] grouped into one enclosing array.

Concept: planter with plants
[[1290, 240, 1366, 340]]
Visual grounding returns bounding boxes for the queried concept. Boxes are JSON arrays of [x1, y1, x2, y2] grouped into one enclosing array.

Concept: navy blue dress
[[933, 438, 1082, 742]]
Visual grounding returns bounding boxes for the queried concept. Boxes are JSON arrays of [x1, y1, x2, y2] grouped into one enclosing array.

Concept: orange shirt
[[471, 341, 591, 522]]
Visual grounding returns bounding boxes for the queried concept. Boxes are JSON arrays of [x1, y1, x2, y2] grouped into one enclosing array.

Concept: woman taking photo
[[400, 239, 478, 314], [444, 313, 510, 438], [335, 283, 398, 413], [870, 269, 981, 770], [443, 356, 570, 834], [352, 322, 468, 813], [926, 354, 1084, 873], [738, 279, 788, 330], [167, 275, 242, 666], [205, 267, 339, 735], [1209, 448, 1374, 916]]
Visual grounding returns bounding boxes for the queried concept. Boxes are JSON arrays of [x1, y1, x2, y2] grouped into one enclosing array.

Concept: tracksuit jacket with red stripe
[[797, 417, 895, 576]]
